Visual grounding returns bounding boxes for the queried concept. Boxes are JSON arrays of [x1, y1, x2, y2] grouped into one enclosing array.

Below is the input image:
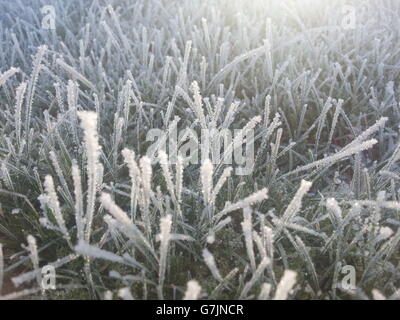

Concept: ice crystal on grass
[[273, 270, 297, 300], [202, 249, 223, 283], [42, 175, 71, 245], [183, 280, 201, 300], [0, 67, 19, 87], [158, 214, 172, 297], [77, 111, 102, 243]]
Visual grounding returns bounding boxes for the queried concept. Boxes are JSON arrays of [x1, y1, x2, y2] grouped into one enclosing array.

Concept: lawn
[[0, 0, 399, 300]]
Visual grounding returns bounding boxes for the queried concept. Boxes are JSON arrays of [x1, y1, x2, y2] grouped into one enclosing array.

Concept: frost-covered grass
[[0, 0, 400, 300]]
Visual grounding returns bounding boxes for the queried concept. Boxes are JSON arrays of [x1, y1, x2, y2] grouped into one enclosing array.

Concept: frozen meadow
[[0, 0, 400, 300]]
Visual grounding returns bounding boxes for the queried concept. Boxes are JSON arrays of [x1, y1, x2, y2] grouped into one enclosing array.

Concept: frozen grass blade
[[77, 111, 102, 243], [242, 207, 256, 272], [0, 67, 19, 87], [203, 248, 223, 283], [183, 280, 201, 300], [42, 175, 71, 245], [273, 270, 297, 300], [158, 214, 172, 298]]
